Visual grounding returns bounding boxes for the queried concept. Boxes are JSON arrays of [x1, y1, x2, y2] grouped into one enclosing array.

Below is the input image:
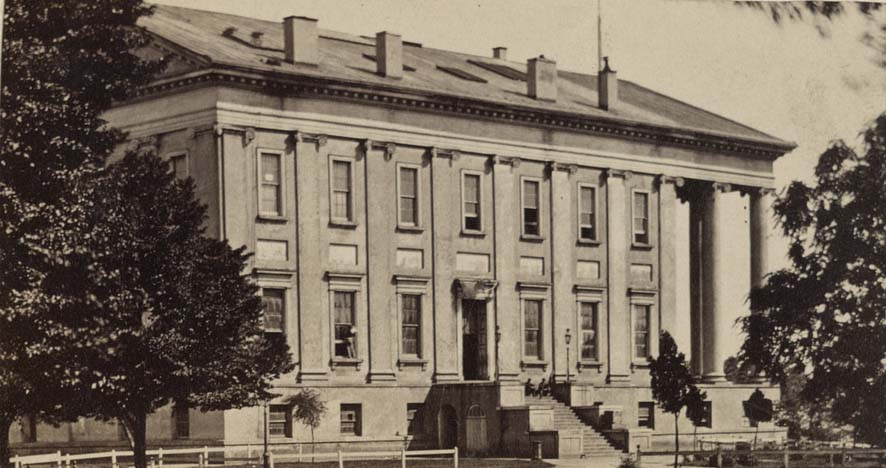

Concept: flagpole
[[597, 0, 603, 73]]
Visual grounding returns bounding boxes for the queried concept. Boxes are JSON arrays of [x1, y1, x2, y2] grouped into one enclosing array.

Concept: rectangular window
[[261, 289, 285, 334], [173, 403, 189, 439], [401, 294, 421, 357], [633, 304, 651, 359], [169, 153, 188, 180], [462, 173, 482, 232], [334, 291, 356, 358], [700, 401, 713, 428], [269, 405, 292, 437], [398, 166, 419, 226], [259, 152, 282, 216], [579, 302, 598, 360], [522, 179, 541, 236], [579, 185, 597, 241], [407, 403, 423, 435], [633, 191, 649, 245], [638, 402, 655, 429], [331, 160, 353, 221], [340, 404, 362, 435], [523, 299, 543, 358]]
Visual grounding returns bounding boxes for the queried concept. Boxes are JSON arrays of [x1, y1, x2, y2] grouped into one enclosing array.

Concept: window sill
[[330, 220, 358, 229], [631, 243, 654, 250], [631, 360, 651, 370], [521, 359, 549, 371], [331, 357, 363, 370], [460, 230, 486, 238], [396, 225, 424, 234], [397, 358, 429, 371], [520, 234, 545, 243], [577, 239, 601, 246], [257, 214, 288, 223], [578, 360, 603, 368]]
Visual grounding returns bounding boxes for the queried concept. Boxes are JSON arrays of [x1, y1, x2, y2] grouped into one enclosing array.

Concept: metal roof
[[140, 4, 794, 151]]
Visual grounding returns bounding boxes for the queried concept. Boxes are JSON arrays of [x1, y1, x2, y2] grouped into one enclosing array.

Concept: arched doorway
[[437, 405, 458, 449], [465, 405, 488, 455]]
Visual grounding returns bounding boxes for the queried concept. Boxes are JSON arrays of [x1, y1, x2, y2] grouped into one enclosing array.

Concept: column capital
[[656, 174, 685, 188], [547, 161, 578, 175], [290, 130, 328, 151], [490, 155, 521, 168], [429, 147, 461, 161], [711, 182, 733, 193], [363, 140, 397, 161], [744, 186, 776, 197], [605, 168, 633, 180]]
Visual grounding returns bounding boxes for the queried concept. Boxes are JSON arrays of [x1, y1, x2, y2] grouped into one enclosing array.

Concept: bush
[[618, 456, 640, 468], [708, 454, 734, 467]]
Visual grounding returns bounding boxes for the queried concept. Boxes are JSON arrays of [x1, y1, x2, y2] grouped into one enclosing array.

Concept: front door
[[462, 299, 487, 380]]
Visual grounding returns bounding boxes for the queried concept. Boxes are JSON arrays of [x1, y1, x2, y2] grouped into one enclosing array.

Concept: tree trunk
[[121, 413, 148, 468], [0, 417, 13, 468], [674, 414, 680, 468], [310, 427, 315, 463]]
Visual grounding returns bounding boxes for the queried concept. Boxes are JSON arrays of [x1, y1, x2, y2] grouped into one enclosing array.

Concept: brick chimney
[[375, 31, 403, 79], [493, 47, 507, 60], [598, 56, 618, 111], [527, 55, 557, 102], [283, 16, 318, 65]]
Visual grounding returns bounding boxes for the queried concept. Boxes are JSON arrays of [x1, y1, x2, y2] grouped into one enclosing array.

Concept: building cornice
[[126, 67, 795, 160]]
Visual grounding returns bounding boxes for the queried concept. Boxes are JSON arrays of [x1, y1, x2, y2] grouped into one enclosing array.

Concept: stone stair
[[525, 394, 624, 458]]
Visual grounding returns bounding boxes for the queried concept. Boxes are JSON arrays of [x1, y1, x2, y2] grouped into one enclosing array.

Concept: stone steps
[[525, 395, 624, 457]]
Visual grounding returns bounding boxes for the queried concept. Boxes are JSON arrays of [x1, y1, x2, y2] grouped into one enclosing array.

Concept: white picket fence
[[10, 446, 459, 468]]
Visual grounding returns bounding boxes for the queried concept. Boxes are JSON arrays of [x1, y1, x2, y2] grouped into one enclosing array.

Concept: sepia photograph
[[1, 1, 885, 468]]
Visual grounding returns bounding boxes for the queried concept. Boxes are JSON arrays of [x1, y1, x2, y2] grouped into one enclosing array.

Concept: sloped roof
[[140, 4, 793, 151]]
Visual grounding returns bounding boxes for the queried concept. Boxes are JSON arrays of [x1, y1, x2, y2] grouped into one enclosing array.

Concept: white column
[[701, 182, 732, 383], [657, 175, 684, 338], [749, 188, 775, 289], [549, 162, 576, 382]]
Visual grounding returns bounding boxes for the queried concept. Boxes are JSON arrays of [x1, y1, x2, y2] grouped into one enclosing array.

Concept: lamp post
[[262, 401, 270, 468], [494, 325, 502, 381], [565, 328, 572, 384]]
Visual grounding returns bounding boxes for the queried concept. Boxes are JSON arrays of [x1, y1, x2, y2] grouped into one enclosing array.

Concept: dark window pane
[[262, 289, 285, 333]]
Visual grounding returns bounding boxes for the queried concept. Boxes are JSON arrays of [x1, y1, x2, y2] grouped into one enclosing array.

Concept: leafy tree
[[48, 152, 294, 468], [684, 388, 707, 451], [743, 389, 773, 448], [1, 1, 161, 466], [739, 115, 886, 447], [650, 331, 707, 468], [287, 389, 327, 461]]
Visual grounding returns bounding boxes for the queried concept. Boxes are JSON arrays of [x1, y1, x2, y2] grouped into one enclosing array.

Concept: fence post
[[158, 447, 163, 467], [636, 445, 642, 468], [198, 453, 204, 468], [65, 453, 71, 468], [337, 450, 343, 468], [453, 446, 458, 468], [56, 451, 62, 468], [268, 452, 274, 468], [112, 449, 118, 468], [783, 445, 790, 468], [716, 445, 723, 468], [203, 446, 209, 466], [298, 445, 303, 462], [401, 448, 406, 468]]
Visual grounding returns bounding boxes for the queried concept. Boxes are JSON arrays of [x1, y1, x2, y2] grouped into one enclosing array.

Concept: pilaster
[[492, 155, 521, 381], [430, 148, 460, 382], [605, 169, 631, 382], [294, 132, 329, 382], [549, 162, 577, 381], [364, 140, 397, 382], [657, 175, 684, 339]]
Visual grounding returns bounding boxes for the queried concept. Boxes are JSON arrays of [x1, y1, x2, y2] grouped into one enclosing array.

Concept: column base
[[368, 371, 397, 383], [297, 369, 329, 382], [433, 372, 461, 383], [606, 373, 631, 383], [701, 373, 728, 384]]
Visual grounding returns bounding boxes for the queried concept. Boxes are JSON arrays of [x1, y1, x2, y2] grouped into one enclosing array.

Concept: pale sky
[[152, 0, 886, 260]]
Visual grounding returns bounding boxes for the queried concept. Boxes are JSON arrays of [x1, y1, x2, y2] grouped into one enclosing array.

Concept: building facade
[[9, 5, 794, 458]]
